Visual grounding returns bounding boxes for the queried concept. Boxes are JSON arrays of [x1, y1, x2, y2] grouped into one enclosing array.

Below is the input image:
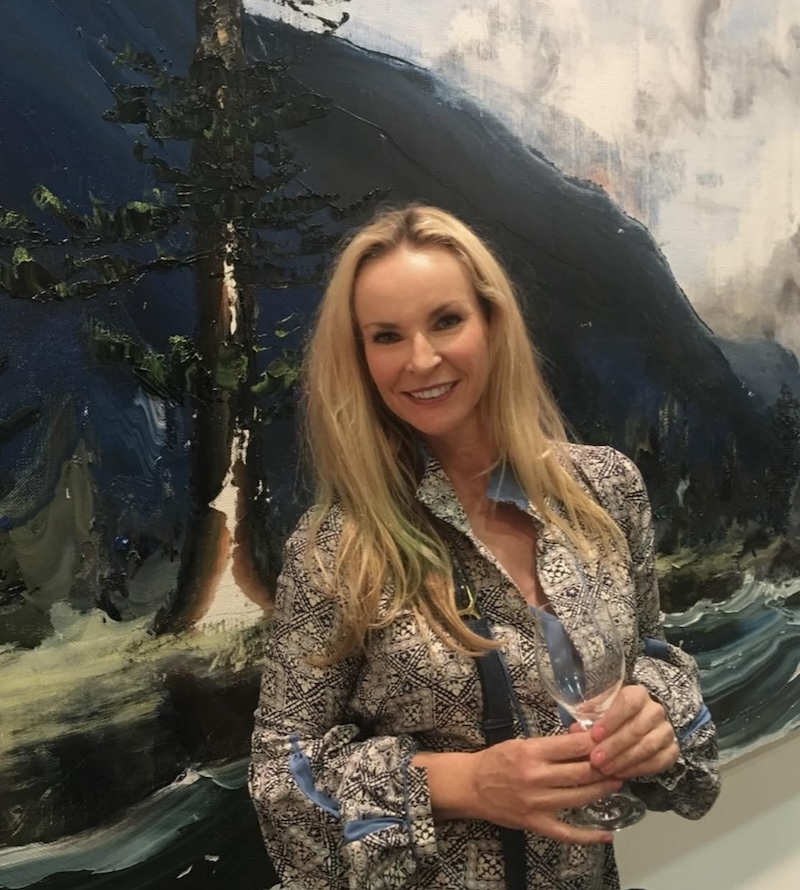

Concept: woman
[[249, 204, 720, 889]]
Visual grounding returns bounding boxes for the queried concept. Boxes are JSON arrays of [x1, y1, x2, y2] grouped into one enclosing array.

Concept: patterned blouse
[[249, 445, 720, 889]]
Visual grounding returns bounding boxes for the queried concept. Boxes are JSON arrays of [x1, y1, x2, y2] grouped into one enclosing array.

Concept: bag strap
[[450, 552, 528, 890]]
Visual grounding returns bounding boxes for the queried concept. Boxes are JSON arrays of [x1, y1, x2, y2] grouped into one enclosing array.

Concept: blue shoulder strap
[[451, 553, 528, 890]]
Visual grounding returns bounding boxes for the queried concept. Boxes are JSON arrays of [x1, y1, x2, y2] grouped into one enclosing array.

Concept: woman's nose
[[406, 332, 441, 372]]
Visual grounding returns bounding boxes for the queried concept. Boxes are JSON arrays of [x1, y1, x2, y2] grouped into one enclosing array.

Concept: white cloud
[[246, 0, 800, 349]]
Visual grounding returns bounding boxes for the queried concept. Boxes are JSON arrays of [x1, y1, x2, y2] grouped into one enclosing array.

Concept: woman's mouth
[[408, 382, 456, 401]]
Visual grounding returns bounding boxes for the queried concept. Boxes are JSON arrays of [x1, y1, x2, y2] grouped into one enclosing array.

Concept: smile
[[408, 383, 456, 401]]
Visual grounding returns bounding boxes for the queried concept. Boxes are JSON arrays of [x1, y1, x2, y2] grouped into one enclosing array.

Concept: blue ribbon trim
[[342, 817, 404, 844], [678, 703, 712, 741], [288, 733, 341, 818], [643, 637, 672, 661]]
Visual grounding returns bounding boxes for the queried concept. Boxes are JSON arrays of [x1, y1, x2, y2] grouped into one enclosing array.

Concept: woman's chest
[[348, 542, 641, 743], [349, 610, 485, 746]]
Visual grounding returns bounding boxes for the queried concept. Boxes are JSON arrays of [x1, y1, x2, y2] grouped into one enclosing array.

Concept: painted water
[[1, 571, 798, 887]]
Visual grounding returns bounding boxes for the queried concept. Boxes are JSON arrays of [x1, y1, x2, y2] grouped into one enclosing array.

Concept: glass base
[[568, 789, 647, 831]]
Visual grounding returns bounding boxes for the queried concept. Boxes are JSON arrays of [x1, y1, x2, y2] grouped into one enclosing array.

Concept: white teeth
[[410, 383, 453, 400]]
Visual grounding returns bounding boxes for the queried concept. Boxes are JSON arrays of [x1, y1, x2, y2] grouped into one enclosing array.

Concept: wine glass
[[532, 599, 646, 830]]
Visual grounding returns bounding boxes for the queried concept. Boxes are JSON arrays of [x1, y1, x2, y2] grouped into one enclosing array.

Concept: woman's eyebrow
[[361, 300, 466, 330]]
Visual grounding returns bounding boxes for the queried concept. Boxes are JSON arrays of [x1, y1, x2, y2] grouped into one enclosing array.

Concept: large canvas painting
[[1, 0, 798, 886]]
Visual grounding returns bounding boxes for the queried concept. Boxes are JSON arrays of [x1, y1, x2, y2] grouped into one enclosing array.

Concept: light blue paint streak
[[0, 761, 247, 888]]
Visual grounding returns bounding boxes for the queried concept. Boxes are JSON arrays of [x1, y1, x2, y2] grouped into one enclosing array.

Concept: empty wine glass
[[532, 599, 646, 830]]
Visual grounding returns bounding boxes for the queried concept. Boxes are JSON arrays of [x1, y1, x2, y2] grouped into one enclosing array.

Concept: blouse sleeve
[[248, 519, 438, 889], [609, 451, 721, 819]]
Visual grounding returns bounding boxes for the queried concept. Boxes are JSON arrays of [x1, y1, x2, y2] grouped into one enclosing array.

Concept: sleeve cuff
[[402, 757, 438, 863], [336, 738, 439, 886]]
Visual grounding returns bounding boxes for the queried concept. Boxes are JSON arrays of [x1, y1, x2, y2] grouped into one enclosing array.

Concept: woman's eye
[[373, 330, 400, 344], [436, 313, 462, 330]]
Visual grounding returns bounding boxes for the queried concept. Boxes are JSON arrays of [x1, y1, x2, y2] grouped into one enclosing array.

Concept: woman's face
[[353, 244, 492, 450]]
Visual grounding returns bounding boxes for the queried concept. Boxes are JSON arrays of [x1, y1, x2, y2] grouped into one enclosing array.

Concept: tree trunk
[[154, 0, 266, 634]]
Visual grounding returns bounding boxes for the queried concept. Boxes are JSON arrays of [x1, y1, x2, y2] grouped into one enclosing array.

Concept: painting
[[1, 0, 798, 886]]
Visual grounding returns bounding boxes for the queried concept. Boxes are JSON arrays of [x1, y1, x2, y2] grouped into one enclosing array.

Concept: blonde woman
[[249, 205, 719, 889]]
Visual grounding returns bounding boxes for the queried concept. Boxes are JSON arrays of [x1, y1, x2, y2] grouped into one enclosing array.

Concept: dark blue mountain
[[250, 15, 800, 551], [4, 0, 800, 556]]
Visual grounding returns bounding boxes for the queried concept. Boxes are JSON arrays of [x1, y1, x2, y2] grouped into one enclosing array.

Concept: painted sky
[[248, 0, 800, 352]]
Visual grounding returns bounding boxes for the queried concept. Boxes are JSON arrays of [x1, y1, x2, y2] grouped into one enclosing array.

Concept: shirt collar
[[415, 448, 533, 529], [486, 463, 529, 510]]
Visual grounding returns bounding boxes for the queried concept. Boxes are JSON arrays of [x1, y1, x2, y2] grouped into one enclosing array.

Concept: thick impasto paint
[[1, 0, 798, 886]]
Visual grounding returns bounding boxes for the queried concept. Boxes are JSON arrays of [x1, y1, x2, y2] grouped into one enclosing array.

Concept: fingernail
[[591, 726, 607, 742], [603, 834, 614, 843], [590, 750, 606, 766]]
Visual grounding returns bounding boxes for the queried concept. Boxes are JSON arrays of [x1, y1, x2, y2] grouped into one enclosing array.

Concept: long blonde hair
[[304, 204, 623, 660]]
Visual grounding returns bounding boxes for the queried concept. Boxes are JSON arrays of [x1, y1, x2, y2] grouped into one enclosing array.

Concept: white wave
[[663, 573, 800, 629], [719, 717, 800, 766], [0, 763, 247, 888]]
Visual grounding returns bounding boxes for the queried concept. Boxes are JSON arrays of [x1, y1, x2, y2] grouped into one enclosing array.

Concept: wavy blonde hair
[[304, 204, 624, 660]]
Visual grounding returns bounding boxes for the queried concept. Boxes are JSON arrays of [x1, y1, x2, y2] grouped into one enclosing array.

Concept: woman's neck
[[426, 436, 496, 511]]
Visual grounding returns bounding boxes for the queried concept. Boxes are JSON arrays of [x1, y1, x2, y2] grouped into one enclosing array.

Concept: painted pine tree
[[0, 0, 371, 635]]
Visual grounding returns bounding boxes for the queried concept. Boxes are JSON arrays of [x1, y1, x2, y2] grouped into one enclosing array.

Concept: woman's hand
[[585, 684, 680, 779], [415, 734, 622, 844]]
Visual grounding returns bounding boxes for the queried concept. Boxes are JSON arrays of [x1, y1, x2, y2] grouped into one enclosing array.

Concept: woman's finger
[[525, 813, 614, 846], [603, 725, 680, 779], [498, 776, 624, 823], [589, 691, 667, 771]]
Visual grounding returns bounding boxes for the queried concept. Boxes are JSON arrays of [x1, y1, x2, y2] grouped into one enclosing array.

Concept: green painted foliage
[[90, 323, 200, 402]]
